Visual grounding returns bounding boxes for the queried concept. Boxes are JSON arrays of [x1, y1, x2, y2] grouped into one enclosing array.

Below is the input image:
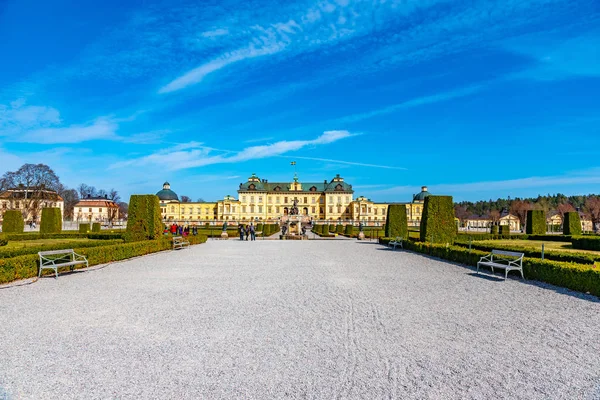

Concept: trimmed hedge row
[[456, 233, 572, 242], [0, 232, 125, 241], [490, 225, 498, 235], [2, 210, 24, 233], [92, 223, 101, 232], [379, 238, 600, 297], [526, 210, 546, 235], [79, 223, 90, 233], [385, 204, 408, 239], [571, 236, 600, 251], [499, 225, 510, 235], [564, 212, 582, 236], [125, 195, 162, 241], [0, 235, 208, 284], [40, 208, 61, 234], [0, 239, 124, 259], [420, 196, 457, 244]]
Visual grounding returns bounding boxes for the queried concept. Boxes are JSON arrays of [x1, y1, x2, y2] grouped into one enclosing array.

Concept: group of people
[[165, 223, 198, 236], [238, 223, 256, 241]]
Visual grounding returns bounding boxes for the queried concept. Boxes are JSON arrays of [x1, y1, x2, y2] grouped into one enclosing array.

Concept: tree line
[[0, 163, 128, 221]]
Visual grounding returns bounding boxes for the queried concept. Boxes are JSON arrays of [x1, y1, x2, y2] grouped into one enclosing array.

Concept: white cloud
[[0, 99, 61, 131], [201, 28, 229, 38], [110, 130, 354, 171], [282, 155, 407, 170]]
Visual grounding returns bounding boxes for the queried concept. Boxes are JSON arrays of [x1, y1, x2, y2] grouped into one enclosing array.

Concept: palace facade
[[157, 173, 432, 226], [74, 195, 120, 223]]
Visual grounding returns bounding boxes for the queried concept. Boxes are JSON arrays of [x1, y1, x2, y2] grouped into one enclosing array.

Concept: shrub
[[2, 210, 24, 233], [490, 225, 499, 235], [344, 224, 353, 236], [0, 239, 124, 259], [40, 208, 62, 234], [571, 236, 600, 251], [257, 223, 263, 232], [526, 210, 546, 235], [420, 196, 457, 244], [204, 222, 210, 229], [336, 224, 344, 234], [125, 195, 162, 241], [385, 204, 408, 239], [0, 238, 7, 246], [328, 224, 335, 233], [563, 212, 582, 236], [92, 222, 101, 232], [79, 223, 90, 233], [499, 225, 510, 235]]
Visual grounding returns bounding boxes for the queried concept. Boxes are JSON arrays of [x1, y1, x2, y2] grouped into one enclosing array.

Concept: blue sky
[[0, 0, 599, 203]]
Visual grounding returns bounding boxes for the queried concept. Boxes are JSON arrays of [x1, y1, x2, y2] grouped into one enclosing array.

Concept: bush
[[344, 224, 353, 236], [379, 238, 600, 297], [385, 204, 408, 239], [499, 225, 510, 235], [79, 223, 90, 233], [92, 222, 101, 232], [420, 196, 457, 244], [571, 236, 600, 251], [526, 210, 546, 235], [0, 239, 124, 259], [204, 222, 210, 229], [336, 224, 344, 234], [40, 208, 62, 234], [0, 238, 7, 247], [125, 195, 162, 241], [257, 223, 263, 232], [328, 224, 335, 233], [490, 225, 499, 235], [563, 212, 582, 236], [2, 210, 24, 233]]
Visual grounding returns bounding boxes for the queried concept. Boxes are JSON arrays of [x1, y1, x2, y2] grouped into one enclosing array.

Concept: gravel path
[[1, 240, 599, 399]]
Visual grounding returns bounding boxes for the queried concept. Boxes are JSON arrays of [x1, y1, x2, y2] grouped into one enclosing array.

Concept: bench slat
[[491, 249, 524, 257], [38, 249, 75, 256]]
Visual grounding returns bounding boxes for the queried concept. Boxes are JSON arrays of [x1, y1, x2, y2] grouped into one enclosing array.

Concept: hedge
[[379, 238, 600, 297], [0, 239, 124, 259], [344, 224, 353, 235], [2, 210, 24, 233], [0, 232, 125, 241], [563, 212, 582, 236], [571, 236, 600, 251], [0, 235, 208, 284], [40, 208, 62, 234], [92, 222, 101, 232], [420, 196, 457, 244], [0, 239, 7, 247], [328, 224, 335, 233], [336, 224, 344, 234], [490, 225, 499, 235], [125, 195, 162, 241], [499, 225, 510, 235], [79, 223, 90, 233], [526, 210, 546, 235], [385, 204, 408, 239]]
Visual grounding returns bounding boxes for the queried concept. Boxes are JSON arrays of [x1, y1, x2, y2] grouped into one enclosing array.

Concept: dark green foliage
[[0, 239, 7, 246], [40, 208, 62, 234], [571, 236, 600, 251], [344, 224, 353, 235], [336, 224, 344, 234], [563, 212, 582, 236], [256, 223, 263, 232], [92, 223, 101, 232], [420, 196, 457, 244], [204, 222, 210, 228], [2, 211, 24, 233], [79, 223, 90, 233], [125, 195, 162, 241], [499, 225, 510, 235], [490, 225, 498, 235], [328, 224, 335, 233], [385, 204, 408, 239], [378, 238, 600, 297], [0, 239, 123, 258], [526, 210, 546, 235]]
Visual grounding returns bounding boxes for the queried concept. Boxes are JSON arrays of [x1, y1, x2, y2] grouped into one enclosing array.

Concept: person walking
[[250, 223, 256, 241], [239, 224, 244, 241], [245, 224, 250, 241]]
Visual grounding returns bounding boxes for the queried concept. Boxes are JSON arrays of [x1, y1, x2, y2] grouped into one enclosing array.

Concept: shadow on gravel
[[467, 272, 504, 282]]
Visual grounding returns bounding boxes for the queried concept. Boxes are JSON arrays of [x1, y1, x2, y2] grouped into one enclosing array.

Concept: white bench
[[173, 236, 190, 249], [477, 249, 524, 280], [38, 249, 88, 279], [388, 237, 403, 250]]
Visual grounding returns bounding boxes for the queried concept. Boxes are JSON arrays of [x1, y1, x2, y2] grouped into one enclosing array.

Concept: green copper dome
[[156, 182, 179, 201], [413, 186, 431, 202]]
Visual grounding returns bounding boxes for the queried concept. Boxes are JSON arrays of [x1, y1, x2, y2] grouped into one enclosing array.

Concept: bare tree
[[510, 200, 532, 231], [109, 189, 120, 203], [584, 196, 600, 233], [489, 209, 500, 225], [181, 195, 192, 203], [2, 164, 62, 221], [77, 183, 97, 199], [57, 185, 79, 220], [197, 198, 206, 203], [556, 202, 575, 220], [117, 201, 129, 218], [454, 205, 469, 226]]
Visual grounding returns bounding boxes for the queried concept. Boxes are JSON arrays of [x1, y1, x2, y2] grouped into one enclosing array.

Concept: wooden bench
[[477, 249, 524, 280], [388, 237, 403, 250], [173, 236, 190, 250], [38, 249, 88, 279]]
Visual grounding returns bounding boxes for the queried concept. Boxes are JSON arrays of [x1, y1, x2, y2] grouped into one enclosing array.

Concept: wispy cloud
[[280, 155, 407, 170], [201, 28, 229, 38], [110, 130, 354, 171]]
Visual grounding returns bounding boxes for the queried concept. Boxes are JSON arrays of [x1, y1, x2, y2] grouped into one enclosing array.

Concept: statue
[[359, 221, 364, 232], [222, 221, 228, 231], [290, 198, 299, 215]]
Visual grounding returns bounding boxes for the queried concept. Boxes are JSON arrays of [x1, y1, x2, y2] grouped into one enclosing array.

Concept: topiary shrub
[[40, 208, 62, 234], [257, 223, 263, 232], [385, 204, 408, 239], [0, 238, 7, 246], [125, 195, 162, 241], [2, 210, 24, 233], [344, 224, 353, 236], [499, 225, 510, 235], [526, 210, 546, 235], [563, 212, 582, 236], [420, 196, 457, 244], [328, 224, 335, 233], [204, 222, 210, 229], [336, 224, 344, 234], [490, 225, 499, 235], [92, 222, 101, 232], [79, 223, 90, 233]]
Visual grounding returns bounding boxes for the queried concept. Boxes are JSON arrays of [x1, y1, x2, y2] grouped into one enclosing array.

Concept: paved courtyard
[[1, 240, 599, 399]]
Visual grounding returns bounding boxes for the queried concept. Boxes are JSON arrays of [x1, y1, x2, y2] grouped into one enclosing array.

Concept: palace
[[157, 173, 432, 226]]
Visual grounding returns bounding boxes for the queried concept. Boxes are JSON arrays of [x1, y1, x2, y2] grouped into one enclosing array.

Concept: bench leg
[[476, 263, 479, 274], [55, 268, 58, 279], [520, 269, 524, 279], [505, 269, 508, 280]]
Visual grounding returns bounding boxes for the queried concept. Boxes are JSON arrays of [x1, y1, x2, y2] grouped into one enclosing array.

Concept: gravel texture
[[0, 240, 599, 399]]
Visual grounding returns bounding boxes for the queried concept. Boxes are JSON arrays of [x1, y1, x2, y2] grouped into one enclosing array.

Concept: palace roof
[[238, 174, 353, 193]]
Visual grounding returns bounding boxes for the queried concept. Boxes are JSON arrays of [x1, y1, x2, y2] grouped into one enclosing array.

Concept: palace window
[[99, 208, 103, 213], [337, 196, 341, 204], [89, 208, 92, 212], [304, 197, 307, 204], [242, 196, 246, 202], [232, 206, 236, 213], [79, 208, 82, 212], [268, 197, 272, 204], [374, 208, 377, 215], [346, 196, 350, 203], [329, 196, 333, 203], [284, 197, 288, 203], [312, 206, 316, 213], [320, 197, 324, 204], [242, 206, 247, 213], [320, 207, 324, 214], [311, 197, 316, 204], [258, 206, 263, 213], [276, 197, 280, 204], [337, 206, 341, 213], [258, 196, 263, 203], [250, 206, 255, 213], [329, 206, 333, 213], [276, 206, 280, 213], [268, 206, 272, 213], [250, 196, 254, 203]]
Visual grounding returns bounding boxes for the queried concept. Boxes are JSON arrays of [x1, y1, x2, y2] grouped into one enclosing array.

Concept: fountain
[[280, 199, 307, 240]]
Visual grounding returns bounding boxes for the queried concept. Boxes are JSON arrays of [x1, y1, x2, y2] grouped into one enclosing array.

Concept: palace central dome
[[156, 182, 179, 201]]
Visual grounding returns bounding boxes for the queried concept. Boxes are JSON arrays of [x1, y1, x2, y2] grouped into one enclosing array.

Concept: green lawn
[[476, 239, 600, 256]]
